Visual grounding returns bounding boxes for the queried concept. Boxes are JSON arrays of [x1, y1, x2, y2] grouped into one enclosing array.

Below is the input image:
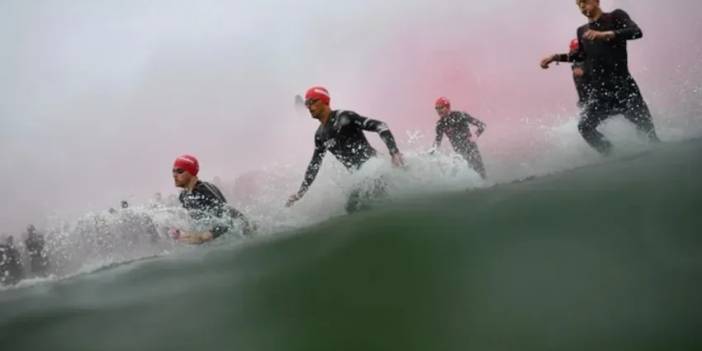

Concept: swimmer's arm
[[353, 114, 400, 155], [176, 230, 214, 245]]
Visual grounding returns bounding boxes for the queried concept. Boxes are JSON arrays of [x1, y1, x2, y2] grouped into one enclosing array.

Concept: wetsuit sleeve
[[463, 112, 486, 135], [611, 9, 643, 40], [208, 206, 252, 238], [199, 183, 229, 215], [211, 206, 252, 237], [197, 182, 233, 238], [555, 50, 584, 63], [554, 53, 571, 62], [297, 139, 326, 195], [198, 182, 227, 203], [208, 184, 228, 203], [434, 123, 444, 148], [555, 28, 586, 63], [206, 205, 253, 237], [349, 113, 400, 155]]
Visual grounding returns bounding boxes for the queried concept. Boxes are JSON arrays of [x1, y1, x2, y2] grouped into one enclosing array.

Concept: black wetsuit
[[297, 110, 400, 211], [179, 181, 251, 238], [434, 111, 487, 179], [556, 9, 659, 154]]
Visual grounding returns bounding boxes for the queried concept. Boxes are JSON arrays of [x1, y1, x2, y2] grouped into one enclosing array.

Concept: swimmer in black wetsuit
[[286, 86, 405, 212], [432, 97, 487, 179], [0, 235, 23, 286], [25, 225, 49, 276], [540, 0, 659, 154], [171, 155, 253, 244]]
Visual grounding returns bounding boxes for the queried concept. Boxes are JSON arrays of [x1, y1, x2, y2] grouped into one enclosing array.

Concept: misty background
[[1, 0, 701, 235]]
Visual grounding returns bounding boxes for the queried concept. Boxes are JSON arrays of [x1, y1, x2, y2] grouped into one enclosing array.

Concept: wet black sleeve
[[556, 49, 585, 64], [434, 122, 444, 147], [298, 138, 326, 195], [200, 182, 227, 204], [555, 50, 586, 63], [228, 206, 255, 235], [555, 28, 586, 63], [207, 206, 250, 238], [611, 9, 643, 40], [198, 186, 228, 219], [463, 112, 486, 135], [554, 53, 572, 63], [196, 183, 233, 238], [206, 205, 253, 239], [349, 113, 400, 155]]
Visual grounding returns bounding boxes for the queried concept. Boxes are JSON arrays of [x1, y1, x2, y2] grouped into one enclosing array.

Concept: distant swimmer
[[0, 235, 23, 286], [25, 224, 49, 276], [171, 155, 254, 244], [540, 0, 659, 155], [286, 86, 405, 212], [432, 97, 487, 179]]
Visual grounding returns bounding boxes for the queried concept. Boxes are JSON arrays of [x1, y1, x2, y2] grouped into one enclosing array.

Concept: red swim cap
[[305, 86, 331, 105], [569, 38, 579, 52], [173, 155, 199, 176], [435, 97, 451, 108]]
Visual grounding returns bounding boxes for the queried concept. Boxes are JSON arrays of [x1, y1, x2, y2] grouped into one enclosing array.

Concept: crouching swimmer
[[286, 86, 405, 212], [171, 155, 254, 245]]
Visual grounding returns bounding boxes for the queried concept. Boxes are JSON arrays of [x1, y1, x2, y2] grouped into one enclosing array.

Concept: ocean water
[[1, 129, 701, 350]]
